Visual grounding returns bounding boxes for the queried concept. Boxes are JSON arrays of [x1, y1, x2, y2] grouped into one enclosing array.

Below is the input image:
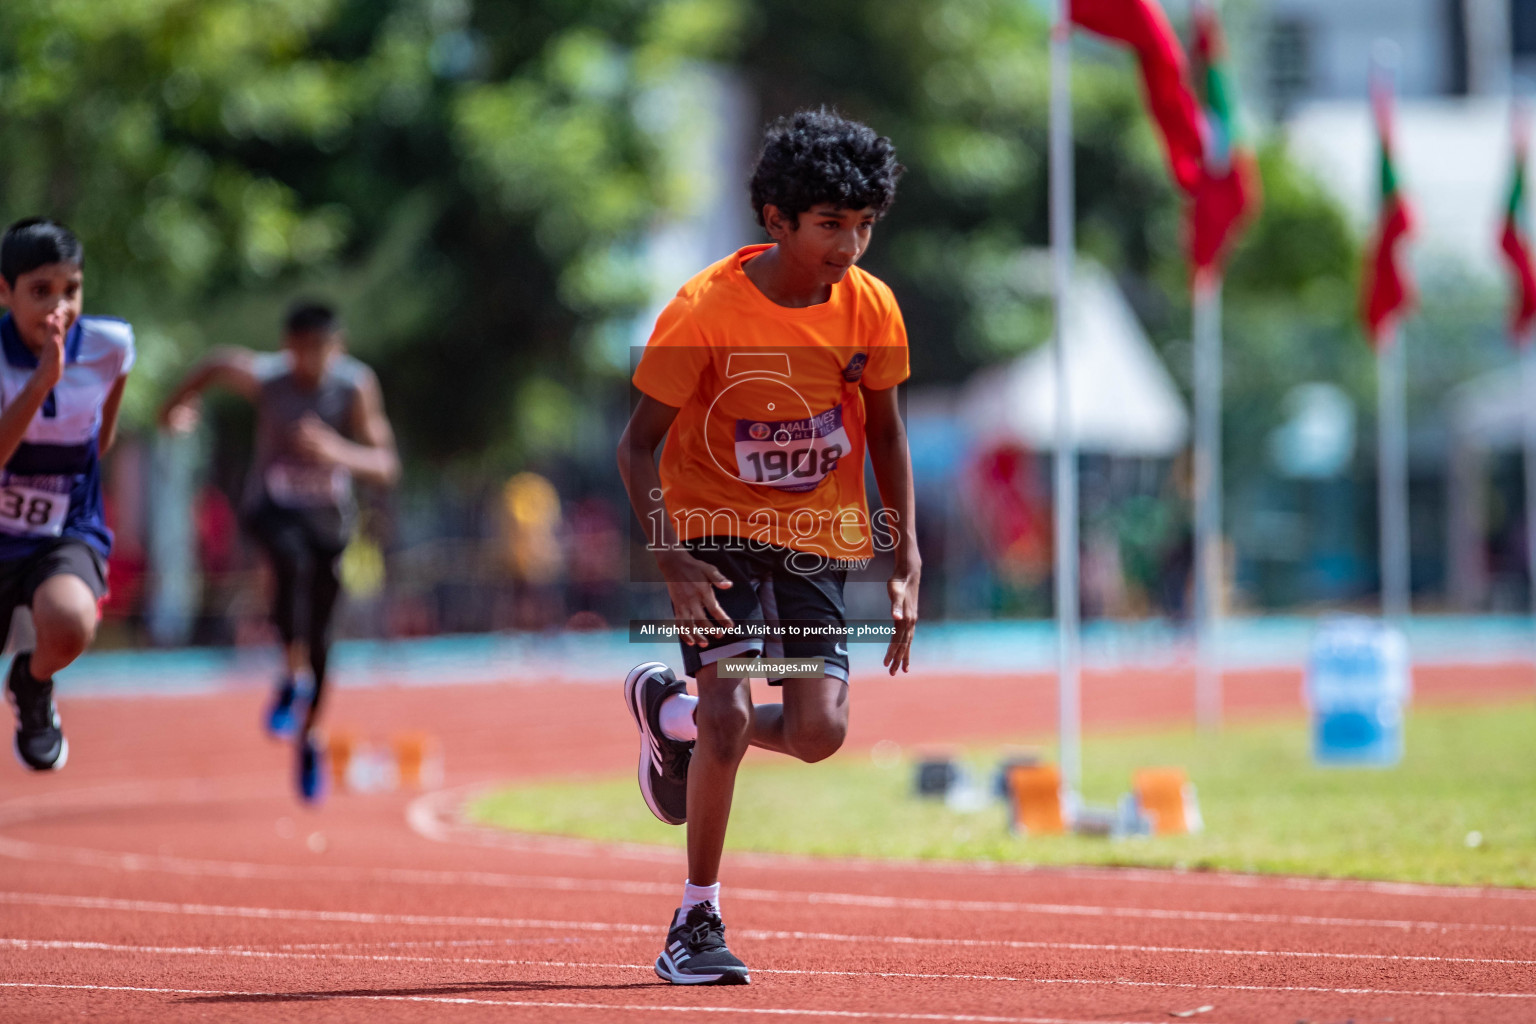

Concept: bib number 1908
[[743, 445, 843, 484]]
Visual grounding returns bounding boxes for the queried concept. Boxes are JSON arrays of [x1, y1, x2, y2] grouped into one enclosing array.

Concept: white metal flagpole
[[1370, 44, 1411, 628], [1049, 0, 1082, 806], [1378, 325, 1410, 623], [1523, 344, 1536, 660], [1193, 275, 1223, 731], [1510, 98, 1536, 669]]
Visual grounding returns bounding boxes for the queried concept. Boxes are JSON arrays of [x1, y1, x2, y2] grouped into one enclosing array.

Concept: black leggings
[[244, 502, 348, 730]]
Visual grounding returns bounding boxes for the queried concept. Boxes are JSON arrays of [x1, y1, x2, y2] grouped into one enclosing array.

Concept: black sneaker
[[654, 901, 750, 985], [8, 654, 67, 772], [623, 662, 691, 825]]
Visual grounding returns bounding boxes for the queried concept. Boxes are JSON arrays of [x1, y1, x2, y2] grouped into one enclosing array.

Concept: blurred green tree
[[0, 0, 1362, 477], [0, 0, 741, 461], [738, 0, 1360, 389]]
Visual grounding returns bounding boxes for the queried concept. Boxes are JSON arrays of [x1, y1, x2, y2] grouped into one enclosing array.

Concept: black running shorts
[[0, 538, 108, 642], [678, 537, 849, 685]]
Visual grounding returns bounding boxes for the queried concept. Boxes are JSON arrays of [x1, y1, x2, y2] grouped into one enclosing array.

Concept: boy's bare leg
[[9, 573, 96, 772], [284, 641, 309, 679], [746, 676, 849, 763], [687, 668, 851, 885], [687, 663, 753, 887], [30, 574, 98, 679]]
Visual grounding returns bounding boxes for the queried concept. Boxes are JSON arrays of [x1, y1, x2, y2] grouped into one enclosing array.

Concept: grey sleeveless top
[[245, 352, 369, 524]]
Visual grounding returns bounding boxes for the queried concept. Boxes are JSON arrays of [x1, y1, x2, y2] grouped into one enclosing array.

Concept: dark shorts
[[679, 537, 849, 685], [0, 538, 108, 640], [242, 497, 352, 559]]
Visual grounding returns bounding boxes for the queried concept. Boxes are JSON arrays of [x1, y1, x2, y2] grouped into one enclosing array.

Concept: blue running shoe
[[265, 674, 310, 738], [298, 731, 326, 803]]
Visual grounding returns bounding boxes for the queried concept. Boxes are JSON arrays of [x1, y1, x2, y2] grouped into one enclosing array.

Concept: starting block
[[1131, 767, 1202, 835], [1006, 762, 1067, 835], [326, 729, 444, 794], [913, 753, 961, 798]]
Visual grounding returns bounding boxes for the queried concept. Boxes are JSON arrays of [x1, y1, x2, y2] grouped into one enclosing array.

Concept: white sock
[[658, 692, 698, 742], [676, 880, 720, 925]]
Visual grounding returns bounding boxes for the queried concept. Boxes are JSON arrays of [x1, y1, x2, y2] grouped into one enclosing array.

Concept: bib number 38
[[0, 485, 69, 537]]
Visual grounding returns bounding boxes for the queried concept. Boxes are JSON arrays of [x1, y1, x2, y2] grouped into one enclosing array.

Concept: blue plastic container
[[1304, 618, 1411, 767]]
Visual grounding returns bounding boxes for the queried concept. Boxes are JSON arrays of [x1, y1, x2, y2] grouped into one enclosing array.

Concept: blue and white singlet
[[0, 314, 135, 561]]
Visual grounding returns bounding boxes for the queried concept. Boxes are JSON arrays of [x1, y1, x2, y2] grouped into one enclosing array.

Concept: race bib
[[734, 405, 851, 493], [265, 463, 347, 508], [0, 483, 69, 537]]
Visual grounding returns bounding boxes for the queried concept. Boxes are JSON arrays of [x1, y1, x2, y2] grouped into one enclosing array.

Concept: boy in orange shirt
[[617, 109, 919, 985]]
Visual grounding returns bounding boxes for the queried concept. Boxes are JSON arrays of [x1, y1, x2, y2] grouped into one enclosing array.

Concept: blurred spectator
[[969, 443, 1052, 587], [566, 496, 624, 628]]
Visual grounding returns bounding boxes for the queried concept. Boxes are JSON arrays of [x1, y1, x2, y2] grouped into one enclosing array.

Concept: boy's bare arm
[[344, 370, 400, 486], [98, 374, 130, 454], [0, 312, 66, 468], [863, 383, 920, 674], [292, 368, 399, 487], [158, 346, 261, 429], [617, 393, 735, 645]]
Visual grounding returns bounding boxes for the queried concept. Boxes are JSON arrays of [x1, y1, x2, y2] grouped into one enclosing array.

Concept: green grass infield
[[467, 701, 1536, 889]]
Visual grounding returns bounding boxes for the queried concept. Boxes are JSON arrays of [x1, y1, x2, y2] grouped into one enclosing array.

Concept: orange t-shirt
[[632, 244, 910, 560]]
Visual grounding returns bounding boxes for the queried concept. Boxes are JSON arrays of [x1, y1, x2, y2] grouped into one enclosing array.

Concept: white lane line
[[252, 932, 1536, 968], [6, 885, 1523, 937], [4, 970, 1533, 1010], [737, 930, 1536, 968], [0, 938, 1036, 984], [1035, 977, 1536, 1000], [0, 891, 651, 932], [718, 890, 1536, 933], [251, 937, 588, 951], [4, 895, 1533, 971], [0, 981, 1170, 1023], [8, 936, 1536, 983], [0, 834, 688, 894], [6, 834, 1531, 937]]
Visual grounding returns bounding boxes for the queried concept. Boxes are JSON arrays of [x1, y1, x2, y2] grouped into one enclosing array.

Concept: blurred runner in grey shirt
[[160, 301, 398, 801]]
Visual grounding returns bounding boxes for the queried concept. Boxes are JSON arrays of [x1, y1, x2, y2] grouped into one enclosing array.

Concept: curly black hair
[[749, 108, 903, 228]]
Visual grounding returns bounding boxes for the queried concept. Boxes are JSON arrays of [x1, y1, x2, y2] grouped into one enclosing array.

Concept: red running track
[[0, 663, 1533, 1023]]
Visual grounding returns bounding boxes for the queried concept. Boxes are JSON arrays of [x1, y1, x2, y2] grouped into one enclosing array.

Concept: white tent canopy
[[1286, 98, 1516, 284], [961, 260, 1190, 456]]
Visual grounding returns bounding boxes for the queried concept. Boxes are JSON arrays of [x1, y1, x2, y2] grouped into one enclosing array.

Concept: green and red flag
[[1072, 0, 1204, 196], [1360, 72, 1414, 347], [1498, 110, 1536, 346], [1188, 1, 1259, 278]]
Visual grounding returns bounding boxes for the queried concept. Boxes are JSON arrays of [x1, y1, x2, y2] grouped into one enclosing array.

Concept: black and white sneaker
[[623, 662, 691, 825], [8, 654, 67, 772], [655, 901, 750, 985]]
